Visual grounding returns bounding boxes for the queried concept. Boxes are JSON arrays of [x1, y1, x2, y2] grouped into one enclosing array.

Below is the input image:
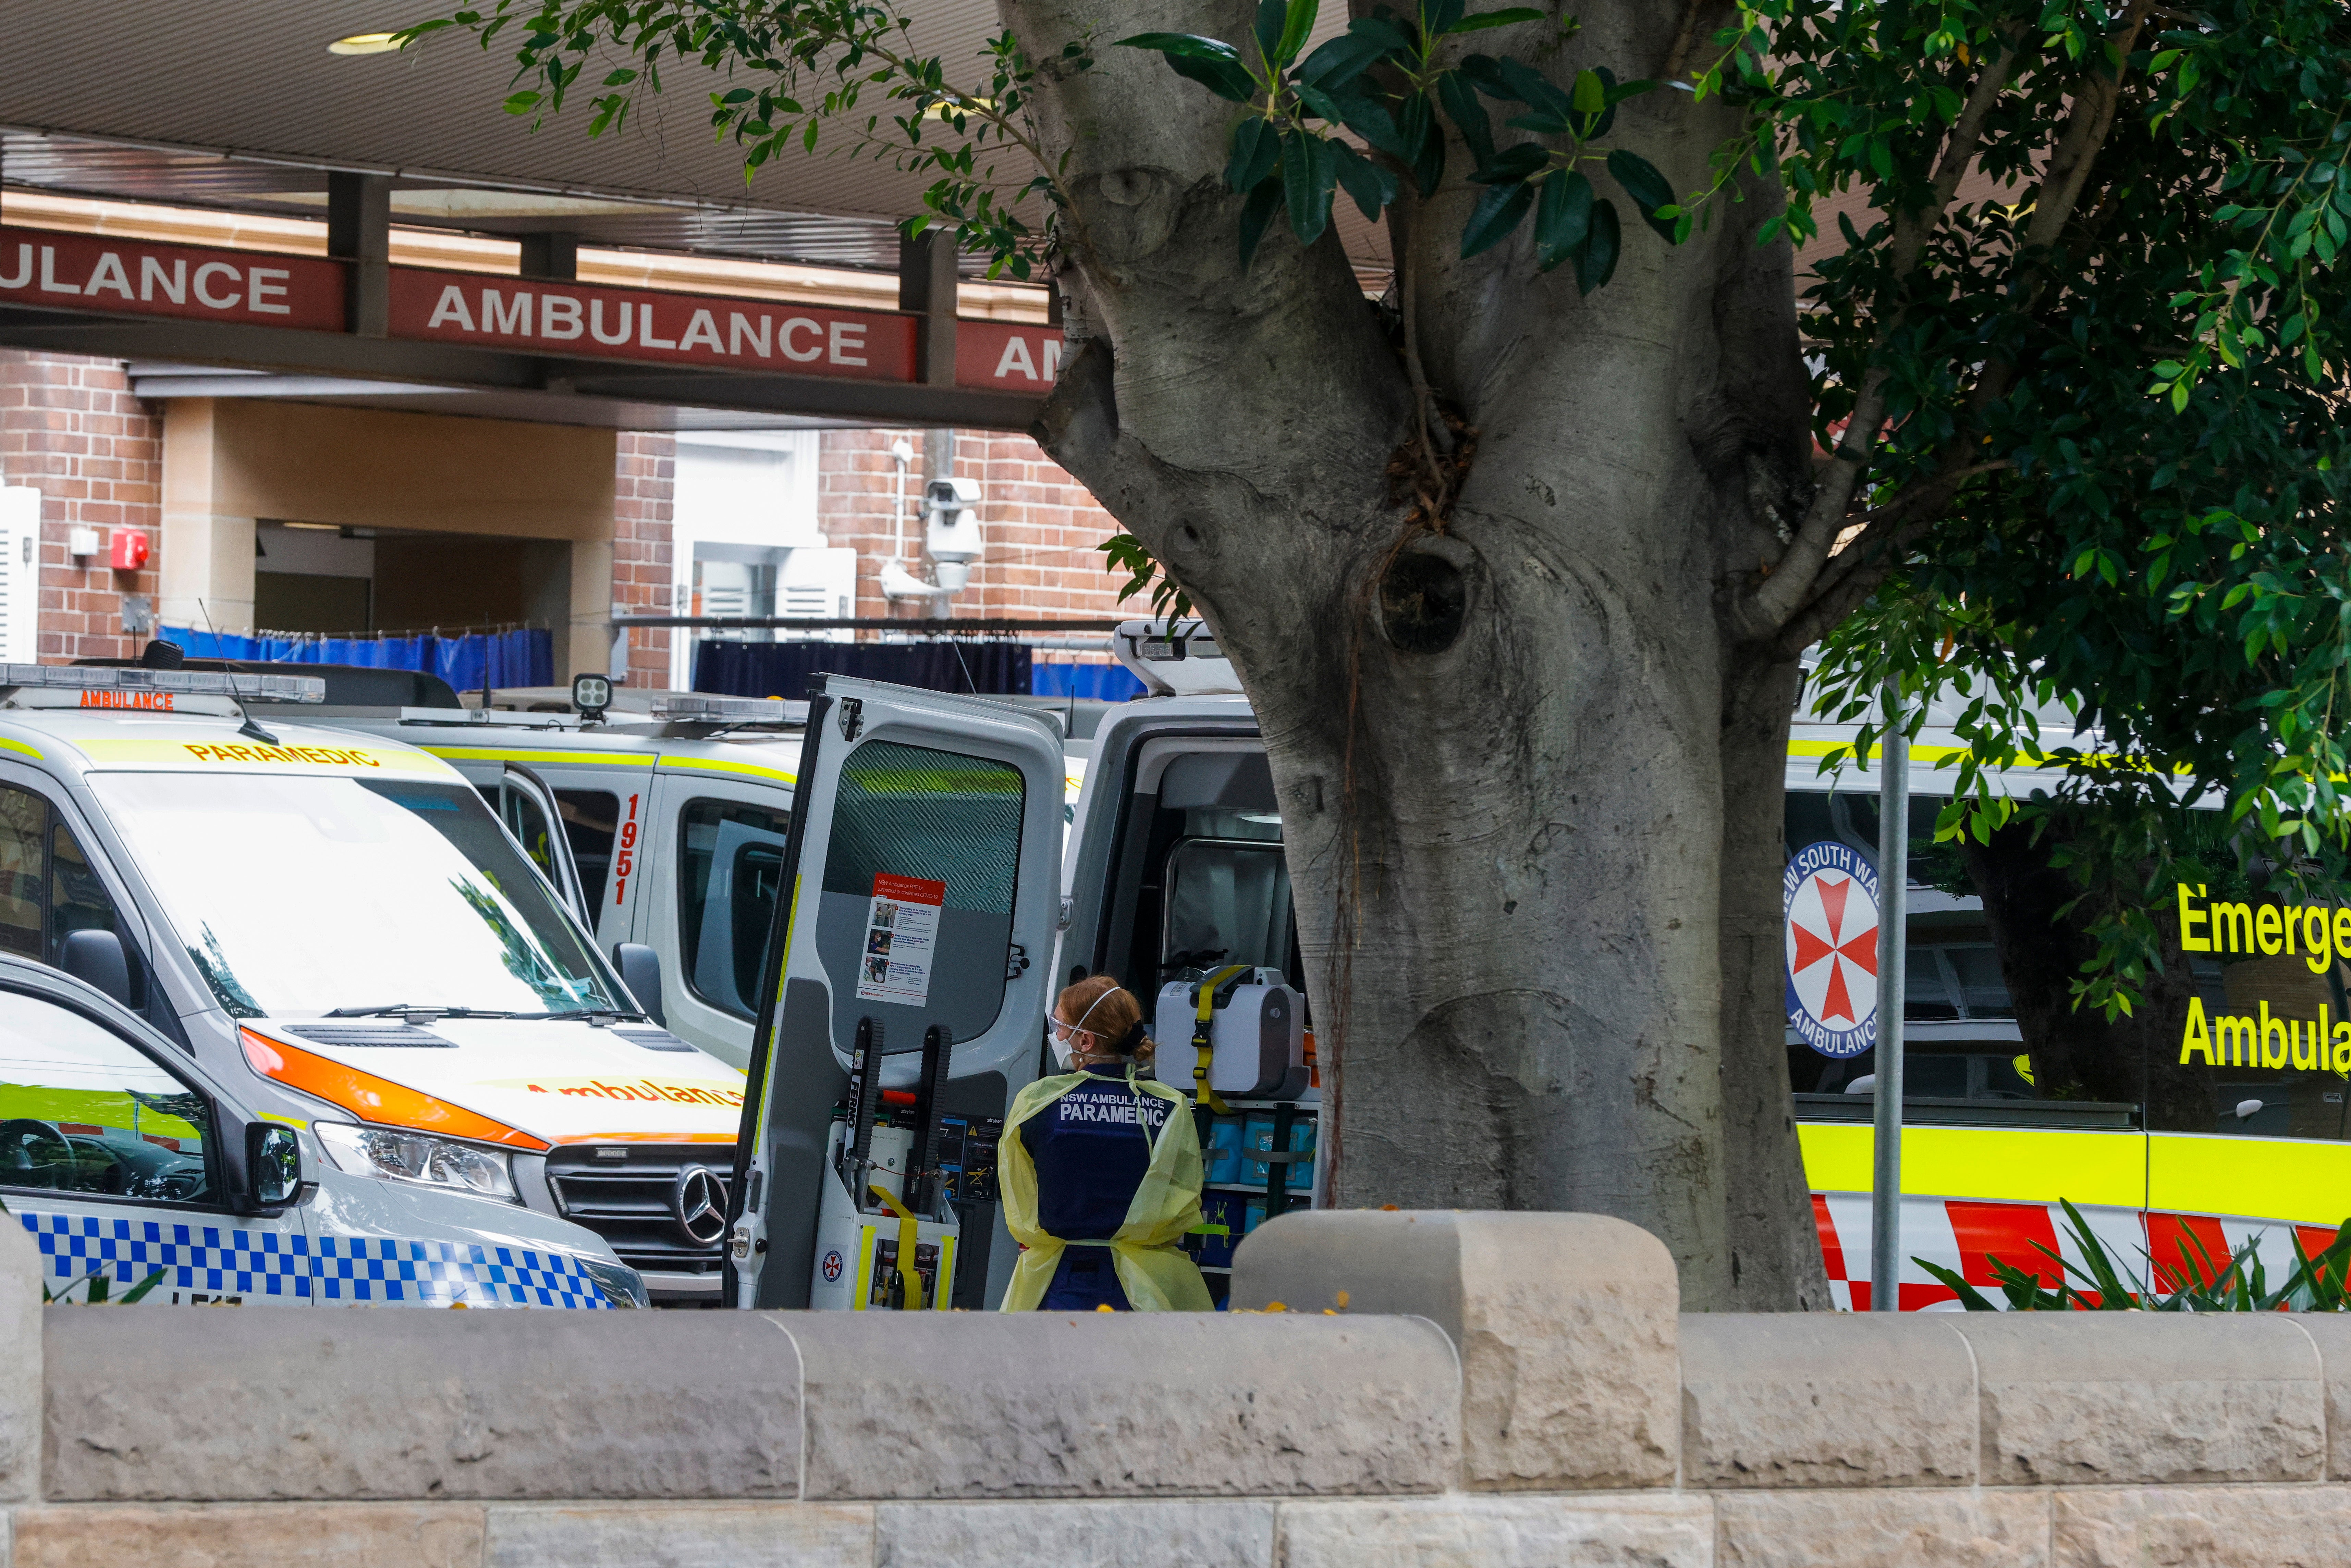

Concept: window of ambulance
[[0, 786, 140, 1005], [87, 773, 624, 1018], [817, 740, 1022, 1053], [2167, 884, 2351, 1141], [678, 798, 788, 1020], [556, 790, 620, 909], [0, 986, 211, 1205]]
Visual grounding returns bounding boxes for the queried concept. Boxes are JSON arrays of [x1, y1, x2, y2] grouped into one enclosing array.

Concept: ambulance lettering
[[613, 793, 639, 905], [521, 1076, 744, 1107], [179, 743, 383, 767], [78, 690, 174, 712]]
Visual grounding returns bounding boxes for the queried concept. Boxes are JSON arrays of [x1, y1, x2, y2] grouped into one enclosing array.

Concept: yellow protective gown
[[997, 1064, 1213, 1312]]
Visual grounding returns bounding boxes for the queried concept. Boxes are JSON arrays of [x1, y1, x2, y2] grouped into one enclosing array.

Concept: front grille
[[544, 1144, 733, 1276]]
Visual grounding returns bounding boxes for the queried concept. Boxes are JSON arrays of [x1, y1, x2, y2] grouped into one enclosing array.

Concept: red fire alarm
[[109, 529, 149, 572]]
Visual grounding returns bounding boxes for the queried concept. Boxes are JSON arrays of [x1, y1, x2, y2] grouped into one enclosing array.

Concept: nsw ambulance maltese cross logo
[[1783, 841, 1882, 1058]]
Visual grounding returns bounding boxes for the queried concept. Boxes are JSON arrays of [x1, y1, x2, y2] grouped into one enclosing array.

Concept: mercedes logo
[[672, 1165, 727, 1246]]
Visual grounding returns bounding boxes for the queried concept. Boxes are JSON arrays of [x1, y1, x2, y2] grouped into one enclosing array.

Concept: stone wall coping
[[19, 1207, 2351, 1533]]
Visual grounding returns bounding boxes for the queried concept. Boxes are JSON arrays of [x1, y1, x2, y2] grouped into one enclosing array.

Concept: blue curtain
[[163, 627, 552, 689], [694, 639, 1032, 698], [1031, 659, 1146, 701]]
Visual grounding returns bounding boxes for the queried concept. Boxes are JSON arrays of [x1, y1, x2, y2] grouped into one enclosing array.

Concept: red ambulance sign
[[0, 226, 343, 331]]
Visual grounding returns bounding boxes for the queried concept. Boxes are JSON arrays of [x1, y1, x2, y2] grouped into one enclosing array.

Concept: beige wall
[[159, 399, 620, 678]]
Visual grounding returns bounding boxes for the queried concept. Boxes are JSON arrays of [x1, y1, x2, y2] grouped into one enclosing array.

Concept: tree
[[409, 0, 2351, 1308]]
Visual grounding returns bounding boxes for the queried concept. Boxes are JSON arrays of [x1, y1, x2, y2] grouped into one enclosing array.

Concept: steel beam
[[0, 305, 1044, 430], [326, 172, 390, 338]]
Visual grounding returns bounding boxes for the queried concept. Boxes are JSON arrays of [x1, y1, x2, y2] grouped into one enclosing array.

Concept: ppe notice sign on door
[[856, 873, 945, 1005]]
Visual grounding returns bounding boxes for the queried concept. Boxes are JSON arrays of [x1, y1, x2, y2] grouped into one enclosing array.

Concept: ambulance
[[1785, 684, 2351, 1309], [717, 623, 1320, 1312], [300, 681, 807, 1074], [0, 661, 742, 1303], [0, 946, 645, 1308]]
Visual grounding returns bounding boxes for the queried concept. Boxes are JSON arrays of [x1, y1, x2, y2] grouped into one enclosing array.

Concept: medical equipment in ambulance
[[1155, 965, 1310, 1103], [808, 1014, 964, 1310]]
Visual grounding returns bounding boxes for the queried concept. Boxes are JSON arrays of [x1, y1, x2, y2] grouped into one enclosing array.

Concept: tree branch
[[1735, 27, 2033, 637], [1965, 0, 2155, 419]]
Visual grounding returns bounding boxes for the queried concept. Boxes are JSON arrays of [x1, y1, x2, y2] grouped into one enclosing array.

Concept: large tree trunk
[[1017, 0, 1826, 1307]]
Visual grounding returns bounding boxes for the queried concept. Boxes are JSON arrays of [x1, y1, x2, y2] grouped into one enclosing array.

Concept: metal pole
[[1869, 677, 1909, 1310]]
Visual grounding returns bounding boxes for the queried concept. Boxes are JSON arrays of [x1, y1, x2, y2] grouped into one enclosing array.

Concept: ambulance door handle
[[1006, 942, 1030, 981]]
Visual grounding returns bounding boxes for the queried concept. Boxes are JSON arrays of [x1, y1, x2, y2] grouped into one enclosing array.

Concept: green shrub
[[1916, 1198, 2351, 1312]]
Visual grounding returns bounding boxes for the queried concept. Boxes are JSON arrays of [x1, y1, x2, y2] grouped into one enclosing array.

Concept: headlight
[[314, 1121, 517, 1201], [576, 1254, 649, 1308]]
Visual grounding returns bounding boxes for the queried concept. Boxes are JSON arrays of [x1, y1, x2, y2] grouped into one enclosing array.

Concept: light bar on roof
[[0, 665, 326, 703], [651, 694, 806, 725]]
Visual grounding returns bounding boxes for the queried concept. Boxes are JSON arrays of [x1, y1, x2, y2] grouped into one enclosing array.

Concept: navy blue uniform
[[1020, 1062, 1173, 1310]]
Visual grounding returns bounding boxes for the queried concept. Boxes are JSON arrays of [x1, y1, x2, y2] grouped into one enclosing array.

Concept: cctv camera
[[924, 477, 982, 510]]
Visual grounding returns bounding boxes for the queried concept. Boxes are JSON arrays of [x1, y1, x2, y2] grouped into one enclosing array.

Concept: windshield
[[87, 773, 621, 1017]]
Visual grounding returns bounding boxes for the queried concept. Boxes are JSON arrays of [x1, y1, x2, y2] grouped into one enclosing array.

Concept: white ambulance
[[0, 946, 645, 1308], [292, 637, 1314, 1312], [0, 663, 741, 1302]]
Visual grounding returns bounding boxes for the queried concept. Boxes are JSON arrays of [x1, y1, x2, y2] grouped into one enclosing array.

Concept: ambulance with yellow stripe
[[1786, 687, 2351, 1309], [0, 661, 743, 1303], [306, 686, 806, 1076]]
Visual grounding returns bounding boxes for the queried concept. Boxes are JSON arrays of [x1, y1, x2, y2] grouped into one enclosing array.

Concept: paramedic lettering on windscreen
[[997, 978, 1212, 1312]]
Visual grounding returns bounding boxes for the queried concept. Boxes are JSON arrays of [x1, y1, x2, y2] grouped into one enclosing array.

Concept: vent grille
[[545, 1144, 732, 1276], [615, 1027, 695, 1053], [282, 1024, 453, 1047]]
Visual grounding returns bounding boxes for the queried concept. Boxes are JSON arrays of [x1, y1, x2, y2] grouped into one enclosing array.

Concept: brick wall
[[0, 351, 162, 662], [814, 428, 1131, 630], [614, 431, 677, 688]]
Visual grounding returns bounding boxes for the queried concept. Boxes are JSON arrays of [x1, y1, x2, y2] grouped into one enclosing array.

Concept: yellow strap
[[1192, 965, 1248, 1114], [868, 1183, 925, 1311]]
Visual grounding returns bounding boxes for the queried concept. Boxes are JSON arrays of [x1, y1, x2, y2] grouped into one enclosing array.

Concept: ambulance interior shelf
[[811, 1014, 1003, 1311]]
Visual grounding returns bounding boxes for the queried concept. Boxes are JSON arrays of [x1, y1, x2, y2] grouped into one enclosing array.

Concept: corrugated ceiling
[[1, 0, 1388, 274]]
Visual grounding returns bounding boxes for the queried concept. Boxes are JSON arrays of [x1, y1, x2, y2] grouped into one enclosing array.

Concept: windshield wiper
[[325, 1003, 516, 1022], [503, 1007, 650, 1024]]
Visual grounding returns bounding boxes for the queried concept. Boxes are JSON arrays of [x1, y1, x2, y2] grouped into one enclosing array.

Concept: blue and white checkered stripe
[[17, 1211, 610, 1308]]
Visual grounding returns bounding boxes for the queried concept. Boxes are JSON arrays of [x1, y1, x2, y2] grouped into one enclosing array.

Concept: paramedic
[[997, 976, 1211, 1312]]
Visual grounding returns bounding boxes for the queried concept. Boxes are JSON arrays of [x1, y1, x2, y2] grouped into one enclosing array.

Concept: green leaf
[[1115, 33, 1256, 99], [1237, 177, 1285, 270], [1253, 0, 1286, 66], [1167, 52, 1256, 102], [1399, 94, 1445, 196], [1448, 7, 1546, 32], [1469, 143, 1548, 183], [1534, 170, 1593, 272], [1606, 148, 1680, 242], [1571, 69, 1606, 115], [503, 90, 544, 115], [1282, 131, 1338, 245], [117, 1267, 168, 1306], [1227, 117, 1279, 193], [1575, 196, 1620, 293], [1275, 0, 1320, 67], [1330, 139, 1398, 222], [1438, 71, 1496, 165], [1297, 31, 1387, 87], [1113, 32, 1242, 62], [1460, 177, 1535, 258]]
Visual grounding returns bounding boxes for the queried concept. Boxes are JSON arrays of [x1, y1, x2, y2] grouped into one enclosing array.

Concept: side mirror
[[614, 942, 666, 1028], [247, 1123, 305, 1208], [59, 929, 132, 1009]]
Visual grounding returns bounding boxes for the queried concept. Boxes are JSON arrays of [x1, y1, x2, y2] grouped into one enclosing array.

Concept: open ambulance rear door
[[723, 677, 1065, 1310]]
